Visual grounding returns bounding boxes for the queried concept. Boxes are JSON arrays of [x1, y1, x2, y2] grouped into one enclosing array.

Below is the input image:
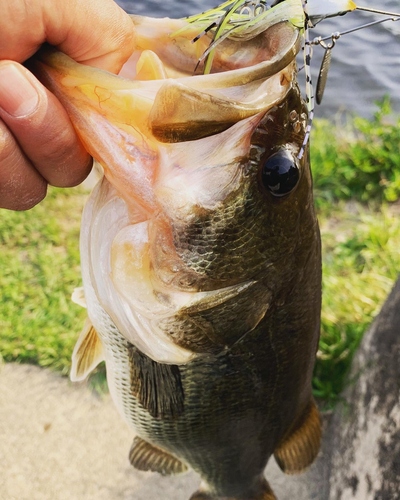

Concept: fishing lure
[[175, 0, 400, 161], [313, 12, 400, 104]]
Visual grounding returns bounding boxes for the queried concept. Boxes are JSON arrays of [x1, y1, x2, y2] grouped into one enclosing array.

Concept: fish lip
[[147, 20, 301, 143], [176, 21, 302, 88], [150, 58, 298, 143], [35, 19, 301, 83]]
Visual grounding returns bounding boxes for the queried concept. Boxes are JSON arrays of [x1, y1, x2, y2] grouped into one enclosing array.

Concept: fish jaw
[[128, 2, 304, 76], [32, 16, 306, 364], [32, 19, 300, 207]]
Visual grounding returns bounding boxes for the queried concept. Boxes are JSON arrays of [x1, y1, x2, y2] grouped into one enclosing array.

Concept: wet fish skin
[[147, 89, 322, 496], [84, 89, 321, 499], [32, 13, 322, 500]]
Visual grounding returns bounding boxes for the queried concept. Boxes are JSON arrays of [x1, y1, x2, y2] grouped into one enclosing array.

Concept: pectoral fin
[[129, 436, 188, 475], [273, 399, 321, 474], [70, 318, 104, 382], [128, 347, 184, 419]]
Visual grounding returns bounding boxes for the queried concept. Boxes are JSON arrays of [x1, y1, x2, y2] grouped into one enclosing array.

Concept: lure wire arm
[[307, 13, 400, 105], [309, 16, 400, 46], [187, 0, 400, 157], [356, 6, 400, 18]]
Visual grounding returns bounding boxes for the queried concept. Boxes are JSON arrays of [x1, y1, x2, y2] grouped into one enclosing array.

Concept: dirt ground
[[0, 363, 327, 500]]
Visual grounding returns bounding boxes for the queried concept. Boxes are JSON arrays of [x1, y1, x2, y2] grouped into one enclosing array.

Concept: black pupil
[[262, 151, 299, 196]]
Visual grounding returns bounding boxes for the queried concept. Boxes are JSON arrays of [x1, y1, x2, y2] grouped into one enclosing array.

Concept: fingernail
[[0, 64, 39, 117]]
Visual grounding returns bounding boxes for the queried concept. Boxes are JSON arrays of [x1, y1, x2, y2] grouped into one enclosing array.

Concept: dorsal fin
[[70, 318, 104, 382]]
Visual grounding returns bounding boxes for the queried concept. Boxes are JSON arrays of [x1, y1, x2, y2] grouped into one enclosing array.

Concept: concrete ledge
[[0, 363, 327, 500]]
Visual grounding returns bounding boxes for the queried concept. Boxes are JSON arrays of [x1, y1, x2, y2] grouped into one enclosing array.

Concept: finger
[[0, 0, 135, 74], [0, 61, 92, 188], [0, 119, 47, 211], [50, 0, 136, 74]]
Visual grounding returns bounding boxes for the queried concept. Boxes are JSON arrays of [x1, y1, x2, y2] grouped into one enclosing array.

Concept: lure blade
[[316, 48, 332, 105]]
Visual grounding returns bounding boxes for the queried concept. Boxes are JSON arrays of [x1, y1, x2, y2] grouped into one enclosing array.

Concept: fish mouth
[[33, 16, 301, 141], [31, 13, 304, 364], [32, 16, 301, 213]]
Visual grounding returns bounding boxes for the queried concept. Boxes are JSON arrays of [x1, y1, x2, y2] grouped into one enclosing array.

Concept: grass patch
[[312, 97, 400, 208], [0, 187, 87, 375], [314, 203, 400, 405], [310, 100, 400, 405], [0, 102, 399, 404]]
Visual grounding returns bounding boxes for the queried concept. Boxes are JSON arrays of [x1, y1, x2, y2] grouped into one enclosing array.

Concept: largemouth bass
[[33, 3, 322, 498]]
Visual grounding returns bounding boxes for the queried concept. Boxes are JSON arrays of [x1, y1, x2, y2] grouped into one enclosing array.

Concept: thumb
[[1, 0, 135, 74], [45, 0, 136, 74]]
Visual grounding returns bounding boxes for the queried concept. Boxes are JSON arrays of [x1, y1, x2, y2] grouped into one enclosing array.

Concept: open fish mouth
[[33, 6, 306, 364]]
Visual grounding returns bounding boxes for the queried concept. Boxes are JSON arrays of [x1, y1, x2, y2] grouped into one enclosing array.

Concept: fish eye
[[261, 150, 300, 197]]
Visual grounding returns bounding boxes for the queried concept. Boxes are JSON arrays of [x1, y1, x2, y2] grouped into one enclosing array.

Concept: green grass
[[312, 97, 400, 208], [310, 99, 400, 405], [0, 187, 87, 375], [314, 204, 400, 405], [1, 101, 399, 404]]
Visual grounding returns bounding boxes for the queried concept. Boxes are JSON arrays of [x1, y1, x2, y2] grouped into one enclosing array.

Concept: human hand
[[0, 0, 135, 210]]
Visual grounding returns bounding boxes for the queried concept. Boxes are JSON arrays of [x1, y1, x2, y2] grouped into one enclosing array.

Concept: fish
[[32, 2, 322, 499]]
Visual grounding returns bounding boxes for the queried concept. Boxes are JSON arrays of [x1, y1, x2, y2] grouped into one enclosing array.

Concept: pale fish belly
[[79, 177, 189, 448], [90, 297, 142, 426], [79, 178, 148, 435]]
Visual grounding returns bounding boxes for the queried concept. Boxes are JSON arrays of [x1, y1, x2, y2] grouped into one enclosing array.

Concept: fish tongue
[[32, 47, 166, 215]]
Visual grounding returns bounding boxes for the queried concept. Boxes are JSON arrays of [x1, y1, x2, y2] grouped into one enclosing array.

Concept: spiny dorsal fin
[[128, 347, 184, 419], [273, 399, 321, 474], [129, 436, 188, 476], [70, 318, 104, 382], [71, 287, 87, 308]]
